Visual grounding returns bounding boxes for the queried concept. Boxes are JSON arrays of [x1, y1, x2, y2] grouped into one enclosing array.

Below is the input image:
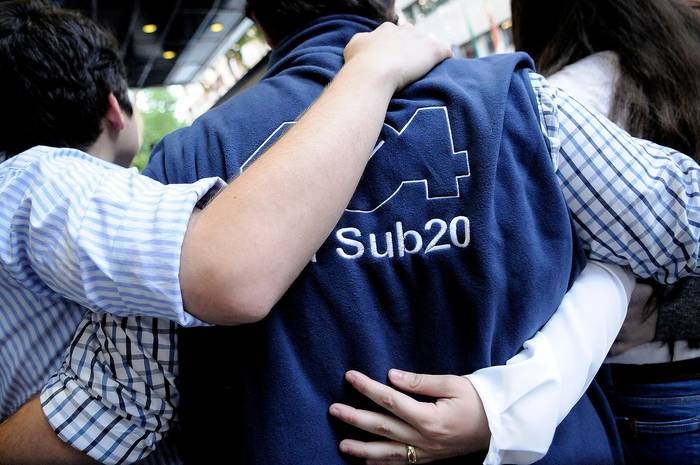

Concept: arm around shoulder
[[179, 24, 452, 325]]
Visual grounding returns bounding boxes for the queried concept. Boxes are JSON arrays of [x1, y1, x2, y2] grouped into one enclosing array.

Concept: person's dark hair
[[0, 0, 132, 157], [245, 0, 394, 44], [511, 0, 700, 159]]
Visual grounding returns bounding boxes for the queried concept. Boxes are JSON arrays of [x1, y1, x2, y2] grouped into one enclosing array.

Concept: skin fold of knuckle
[[381, 394, 395, 409], [408, 374, 422, 390], [424, 442, 448, 459], [342, 410, 356, 424], [376, 421, 391, 436]]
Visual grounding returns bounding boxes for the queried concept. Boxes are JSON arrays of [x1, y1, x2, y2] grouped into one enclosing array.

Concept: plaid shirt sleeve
[[40, 314, 179, 465], [530, 73, 700, 284]]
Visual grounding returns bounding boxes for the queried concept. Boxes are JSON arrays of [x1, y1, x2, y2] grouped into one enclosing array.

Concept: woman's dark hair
[[0, 0, 132, 157], [511, 0, 700, 159], [245, 0, 394, 44]]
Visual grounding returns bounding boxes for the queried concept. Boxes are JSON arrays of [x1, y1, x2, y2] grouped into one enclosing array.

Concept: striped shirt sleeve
[[0, 147, 224, 326], [530, 73, 700, 284]]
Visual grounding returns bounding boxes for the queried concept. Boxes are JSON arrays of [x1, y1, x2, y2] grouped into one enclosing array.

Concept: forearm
[[181, 62, 398, 324], [0, 397, 96, 465]]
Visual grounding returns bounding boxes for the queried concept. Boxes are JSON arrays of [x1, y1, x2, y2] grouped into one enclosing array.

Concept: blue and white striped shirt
[[0, 145, 221, 424], [5, 73, 700, 465]]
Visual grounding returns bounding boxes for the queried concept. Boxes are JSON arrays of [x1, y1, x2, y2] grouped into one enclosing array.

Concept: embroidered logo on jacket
[[242, 107, 470, 214]]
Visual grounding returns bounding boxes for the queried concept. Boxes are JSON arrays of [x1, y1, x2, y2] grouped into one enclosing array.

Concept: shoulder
[[436, 52, 536, 79], [148, 76, 318, 183], [0, 146, 142, 205], [1, 145, 117, 175], [546, 52, 620, 116]]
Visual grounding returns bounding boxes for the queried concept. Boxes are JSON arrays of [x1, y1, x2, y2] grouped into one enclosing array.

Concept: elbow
[[183, 271, 279, 326], [212, 287, 277, 325], [180, 232, 286, 325]]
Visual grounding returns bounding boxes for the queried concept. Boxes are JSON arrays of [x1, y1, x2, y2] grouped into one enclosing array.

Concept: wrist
[[340, 57, 398, 96], [459, 376, 491, 452]]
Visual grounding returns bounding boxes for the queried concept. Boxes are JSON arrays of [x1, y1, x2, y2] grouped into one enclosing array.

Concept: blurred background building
[[398, 0, 512, 58], [54, 0, 512, 168]]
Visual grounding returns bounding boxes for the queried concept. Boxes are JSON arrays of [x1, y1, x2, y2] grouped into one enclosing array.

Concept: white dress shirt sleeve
[[466, 261, 635, 465]]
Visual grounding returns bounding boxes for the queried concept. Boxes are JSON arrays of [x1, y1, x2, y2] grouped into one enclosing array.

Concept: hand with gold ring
[[329, 370, 491, 464]]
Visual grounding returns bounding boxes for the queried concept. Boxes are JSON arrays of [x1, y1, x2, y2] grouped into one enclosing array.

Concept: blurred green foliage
[[131, 88, 186, 171]]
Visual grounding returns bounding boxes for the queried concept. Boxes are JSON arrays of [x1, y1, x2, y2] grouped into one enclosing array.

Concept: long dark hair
[[511, 0, 700, 159]]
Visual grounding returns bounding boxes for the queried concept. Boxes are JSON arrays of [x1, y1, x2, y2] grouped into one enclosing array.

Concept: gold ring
[[406, 444, 417, 464]]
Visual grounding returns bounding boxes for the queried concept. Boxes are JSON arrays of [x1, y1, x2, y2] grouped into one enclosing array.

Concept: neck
[[87, 131, 119, 165], [87, 130, 134, 167]]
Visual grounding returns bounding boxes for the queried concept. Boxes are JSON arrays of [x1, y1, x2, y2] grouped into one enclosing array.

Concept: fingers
[[345, 371, 435, 427], [339, 439, 427, 464], [346, 31, 368, 48], [609, 341, 625, 356], [388, 370, 463, 398], [629, 282, 654, 311], [610, 341, 639, 355], [329, 403, 421, 444], [390, 22, 452, 60], [343, 22, 452, 91], [430, 36, 453, 61]]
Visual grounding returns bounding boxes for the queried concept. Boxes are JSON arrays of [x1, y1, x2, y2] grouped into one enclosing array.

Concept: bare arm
[[0, 398, 96, 465], [180, 24, 452, 324], [0, 25, 451, 465]]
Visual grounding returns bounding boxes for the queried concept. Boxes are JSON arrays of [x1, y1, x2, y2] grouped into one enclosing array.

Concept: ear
[[104, 93, 126, 131]]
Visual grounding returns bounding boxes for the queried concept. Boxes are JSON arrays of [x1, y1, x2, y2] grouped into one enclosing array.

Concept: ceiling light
[[210, 22, 224, 33], [142, 24, 158, 34], [162, 50, 177, 60]]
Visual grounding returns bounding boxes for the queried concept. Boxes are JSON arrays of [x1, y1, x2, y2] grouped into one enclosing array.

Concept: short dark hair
[[245, 0, 393, 44], [0, 0, 132, 157]]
